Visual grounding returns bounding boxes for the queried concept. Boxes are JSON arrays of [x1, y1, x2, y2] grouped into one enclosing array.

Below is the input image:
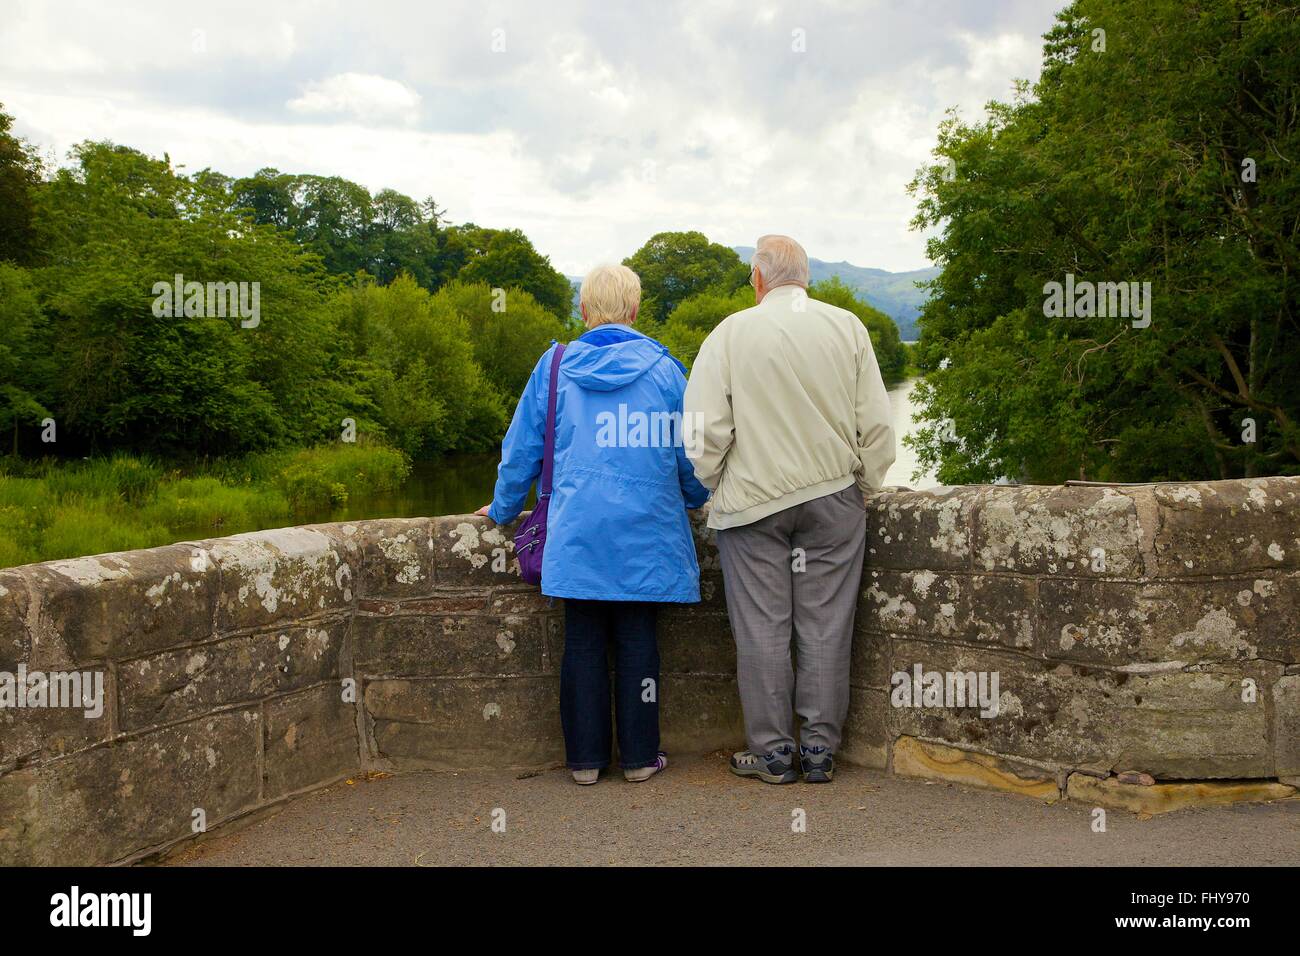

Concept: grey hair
[[579, 263, 641, 326], [751, 234, 809, 289]]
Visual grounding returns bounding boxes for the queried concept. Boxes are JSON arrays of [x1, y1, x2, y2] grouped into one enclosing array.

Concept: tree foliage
[[622, 231, 750, 330], [908, 0, 1300, 483], [0, 105, 42, 265]]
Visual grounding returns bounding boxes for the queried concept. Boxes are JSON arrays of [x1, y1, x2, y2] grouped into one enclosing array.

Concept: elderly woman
[[477, 264, 709, 785]]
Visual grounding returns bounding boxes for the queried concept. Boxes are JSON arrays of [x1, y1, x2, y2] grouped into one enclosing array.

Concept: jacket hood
[[561, 335, 676, 391]]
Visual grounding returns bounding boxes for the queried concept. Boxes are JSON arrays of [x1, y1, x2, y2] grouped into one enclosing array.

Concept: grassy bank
[[0, 443, 411, 568]]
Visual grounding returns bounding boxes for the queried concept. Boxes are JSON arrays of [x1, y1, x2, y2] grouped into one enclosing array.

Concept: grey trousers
[[715, 484, 866, 756]]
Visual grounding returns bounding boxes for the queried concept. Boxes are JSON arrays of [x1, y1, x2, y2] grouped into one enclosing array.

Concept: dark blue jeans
[[561, 599, 660, 770]]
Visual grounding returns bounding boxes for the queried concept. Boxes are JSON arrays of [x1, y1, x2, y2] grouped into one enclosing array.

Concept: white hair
[[580, 263, 641, 326], [751, 234, 809, 289]]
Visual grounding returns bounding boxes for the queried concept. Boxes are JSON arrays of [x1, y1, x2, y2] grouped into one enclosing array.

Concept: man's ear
[[630, 304, 638, 325], [579, 302, 588, 326]]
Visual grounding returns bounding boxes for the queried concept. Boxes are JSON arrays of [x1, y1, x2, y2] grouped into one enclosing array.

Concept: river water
[[312, 376, 935, 523]]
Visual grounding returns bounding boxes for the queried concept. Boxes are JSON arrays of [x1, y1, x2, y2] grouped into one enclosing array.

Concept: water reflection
[[304, 375, 935, 523], [885, 377, 938, 490]]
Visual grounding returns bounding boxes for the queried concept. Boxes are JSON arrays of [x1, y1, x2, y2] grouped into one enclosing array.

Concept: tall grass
[[0, 442, 412, 568]]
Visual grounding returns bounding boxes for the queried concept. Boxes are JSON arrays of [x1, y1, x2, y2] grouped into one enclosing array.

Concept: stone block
[[205, 527, 353, 632], [0, 708, 260, 866], [118, 621, 346, 731], [973, 484, 1143, 576], [657, 607, 735, 674], [264, 683, 358, 798], [660, 674, 745, 754], [892, 736, 1060, 801], [1146, 478, 1300, 576], [353, 611, 545, 677], [21, 545, 216, 664], [0, 570, 31, 670], [1040, 575, 1300, 665], [0, 665, 114, 767], [1066, 772, 1295, 815], [1273, 675, 1300, 785], [431, 516, 521, 588], [841, 687, 889, 768], [365, 676, 562, 768], [865, 486, 977, 571], [889, 638, 1277, 779], [347, 517, 437, 599]]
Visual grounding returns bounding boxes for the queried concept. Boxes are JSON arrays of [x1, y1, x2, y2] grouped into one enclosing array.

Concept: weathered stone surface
[[1040, 575, 1300, 665], [118, 622, 346, 732], [865, 486, 975, 571], [0, 569, 31, 670], [206, 527, 353, 631], [841, 687, 889, 768], [973, 485, 1142, 575], [1273, 675, 1300, 786], [432, 516, 521, 588], [365, 676, 562, 768], [659, 675, 744, 754], [264, 683, 357, 799], [689, 510, 722, 572], [1146, 478, 1300, 576], [849, 627, 890, 690], [7, 477, 1300, 866], [892, 736, 1061, 801], [889, 639, 1277, 779], [658, 608, 735, 674], [860, 570, 1035, 650], [21, 545, 216, 663], [0, 666, 114, 768], [354, 612, 544, 677], [488, 587, 553, 615], [0, 708, 260, 866], [1066, 772, 1296, 815], [347, 517, 436, 599]]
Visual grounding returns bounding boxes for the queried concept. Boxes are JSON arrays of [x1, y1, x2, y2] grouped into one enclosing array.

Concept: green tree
[[658, 287, 755, 368], [451, 225, 573, 318], [907, 0, 1300, 484], [327, 276, 506, 456], [0, 106, 42, 265], [0, 264, 51, 454], [34, 142, 357, 456], [622, 231, 750, 330], [433, 281, 569, 406]]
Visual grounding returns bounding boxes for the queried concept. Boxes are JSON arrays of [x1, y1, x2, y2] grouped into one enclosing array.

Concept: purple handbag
[[514, 343, 565, 585]]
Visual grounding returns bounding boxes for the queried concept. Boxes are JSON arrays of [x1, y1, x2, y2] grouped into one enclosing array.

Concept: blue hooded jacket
[[488, 325, 710, 602]]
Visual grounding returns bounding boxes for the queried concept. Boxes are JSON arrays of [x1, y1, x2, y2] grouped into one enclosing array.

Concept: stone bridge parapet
[[2, 478, 1297, 864]]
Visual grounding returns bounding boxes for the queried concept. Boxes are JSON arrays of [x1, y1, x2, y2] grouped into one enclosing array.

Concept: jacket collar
[[759, 284, 807, 303]]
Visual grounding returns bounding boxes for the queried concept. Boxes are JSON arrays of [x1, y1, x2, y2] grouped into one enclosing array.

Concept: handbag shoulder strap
[[539, 342, 566, 498]]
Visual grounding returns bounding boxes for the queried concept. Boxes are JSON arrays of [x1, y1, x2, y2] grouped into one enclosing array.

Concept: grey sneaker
[[624, 752, 668, 783], [572, 769, 599, 785], [729, 746, 799, 784], [799, 746, 834, 783]]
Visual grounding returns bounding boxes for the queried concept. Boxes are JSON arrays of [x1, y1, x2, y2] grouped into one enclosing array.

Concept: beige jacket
[[683, 285, 896, 529]]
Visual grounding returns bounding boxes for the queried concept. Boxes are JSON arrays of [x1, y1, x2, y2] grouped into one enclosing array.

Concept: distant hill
[[732, 246, 937, 341], [569, 251, 938, 340]]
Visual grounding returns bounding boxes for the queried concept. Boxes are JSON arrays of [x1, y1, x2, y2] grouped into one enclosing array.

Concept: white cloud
[[287, 73, 423, 125], [0, 0, 1062, 273]]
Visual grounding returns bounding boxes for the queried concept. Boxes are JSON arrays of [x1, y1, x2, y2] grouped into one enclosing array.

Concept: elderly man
[[683, 235, 895, 784]]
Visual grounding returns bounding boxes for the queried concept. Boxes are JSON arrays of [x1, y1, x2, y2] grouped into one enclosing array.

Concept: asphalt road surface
[[165, 753, 1299, 867]]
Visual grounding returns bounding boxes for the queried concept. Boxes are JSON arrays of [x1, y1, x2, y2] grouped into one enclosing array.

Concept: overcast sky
[[2, 0, 1062, 274]]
